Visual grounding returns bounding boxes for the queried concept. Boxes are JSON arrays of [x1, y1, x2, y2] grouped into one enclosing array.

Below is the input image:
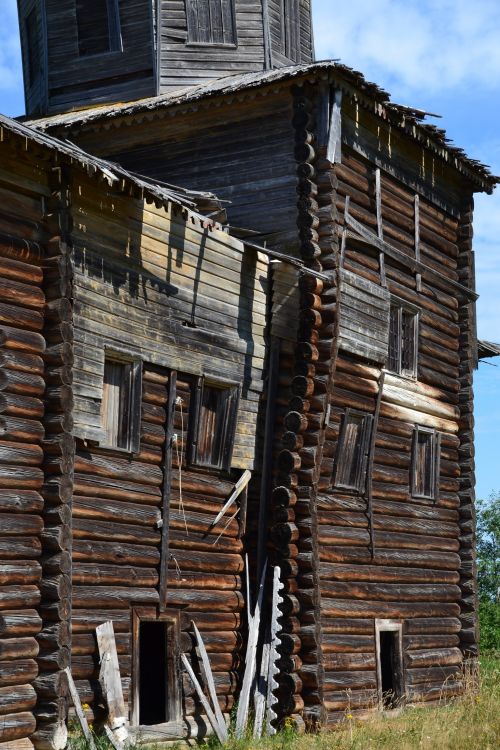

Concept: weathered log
[[0, 660, 38, 688], [0, 713, 36, 742], [0, 685, 37, 718]]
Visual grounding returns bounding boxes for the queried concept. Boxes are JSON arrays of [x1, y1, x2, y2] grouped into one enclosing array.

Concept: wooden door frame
[[130, 606, 182, 731]]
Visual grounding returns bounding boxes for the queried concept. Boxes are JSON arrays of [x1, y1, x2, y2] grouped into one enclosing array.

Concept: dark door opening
[[139, 621, 169, 725], [379, 630, 402, 709]]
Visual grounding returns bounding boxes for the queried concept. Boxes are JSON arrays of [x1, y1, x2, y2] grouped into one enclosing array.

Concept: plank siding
[[70, 172, 267, 467], [69, 93, 300, 255]]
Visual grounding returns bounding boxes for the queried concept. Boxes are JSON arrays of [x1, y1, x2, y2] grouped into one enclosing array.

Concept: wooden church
[[0, 0, 497, 747]]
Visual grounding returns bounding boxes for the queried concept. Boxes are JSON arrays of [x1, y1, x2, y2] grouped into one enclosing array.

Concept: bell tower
[[18, 0, 314, 117]]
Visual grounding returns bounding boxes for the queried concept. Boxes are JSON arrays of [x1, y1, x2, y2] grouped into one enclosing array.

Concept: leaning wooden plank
[[64, 667, 96, 750], [235, 560, 267, 738], [192, 621, 228, 742], [103, 725, 123, 750], [253, 631, 271, 739], [210, 469, 252, 528], [265, 565, 284, 736], [181, 653, 226, 745], [96, 621, 129, 744]]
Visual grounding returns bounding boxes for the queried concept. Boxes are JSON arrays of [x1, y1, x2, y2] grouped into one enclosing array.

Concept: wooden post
[[256, 337, 280, 580], [265, 565, 284, 735], [159, 370, 177, 610]]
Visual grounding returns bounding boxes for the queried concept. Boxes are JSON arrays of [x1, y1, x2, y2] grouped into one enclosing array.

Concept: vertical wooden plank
[[262, 0, 273, 68], [221, 0, 236, 45], [326, 89, 342, 164], [235, 561, 267, 737], [159, 370, 177, 612], [375, 169, 387, 287], [264, 565, 284, 735], [256, 337, 280, 580], [415, 194, 422, 291], [366, 372, 385, 559], [96, 621, 128, 742]]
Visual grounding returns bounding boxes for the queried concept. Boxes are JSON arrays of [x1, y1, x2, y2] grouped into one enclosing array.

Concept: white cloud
[[313, 0, 500, 97]]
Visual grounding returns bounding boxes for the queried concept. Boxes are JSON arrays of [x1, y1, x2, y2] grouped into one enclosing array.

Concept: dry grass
[[217, 653, 500, 750], [68, 653, 500, 750]]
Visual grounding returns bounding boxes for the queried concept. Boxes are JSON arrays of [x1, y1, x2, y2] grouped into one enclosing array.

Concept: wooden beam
[[159, 370, 177, 611]]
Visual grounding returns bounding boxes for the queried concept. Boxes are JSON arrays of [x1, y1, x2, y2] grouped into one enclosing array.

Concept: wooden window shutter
[[190, 377, 239, 471], [334, 410, 373, 493], [411, 426, 438, 500], [101, 355, 142, 452], [186, 0, 236, 45]]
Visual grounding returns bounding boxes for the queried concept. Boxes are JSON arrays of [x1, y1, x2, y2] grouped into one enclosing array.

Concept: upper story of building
[[17, 0, 314, 116]]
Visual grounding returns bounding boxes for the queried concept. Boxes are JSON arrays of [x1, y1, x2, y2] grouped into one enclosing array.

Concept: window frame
[[410, 425, 441, 501], [280, 0, 300, 61], [387, 297, 419, 379], [76, 0, 123, 58], [333, 408, 373, 493], [185, 0, 237, 47], [188, 376, 240, 472], [100, 349, 142, 454]]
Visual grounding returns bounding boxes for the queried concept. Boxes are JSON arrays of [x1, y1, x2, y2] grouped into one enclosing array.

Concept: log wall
[[0, 136, 48, 749], [67, 172, 265, 731], [313, 131, 467, 723]]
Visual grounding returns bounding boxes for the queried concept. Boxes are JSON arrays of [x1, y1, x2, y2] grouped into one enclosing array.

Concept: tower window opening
[[76, 0, 122, 56]]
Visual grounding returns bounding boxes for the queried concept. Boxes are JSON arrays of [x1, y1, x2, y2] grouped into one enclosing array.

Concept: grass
[[69, 653, 500, 750]]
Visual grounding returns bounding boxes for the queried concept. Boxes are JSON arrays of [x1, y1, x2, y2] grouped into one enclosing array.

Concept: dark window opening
[[388, 301, 418, 377], [190, 379, 239, 471], [280, 0, 300, 60], [76, 0, 122, 56], [379, 631, 402, 709], [334, 409, 373, 492], [139, 622, 169, 725], [186, 0, 237, 45], [25, 8, 40, 87], [101, 355, 141, 451], [411, 426, 440, 500]]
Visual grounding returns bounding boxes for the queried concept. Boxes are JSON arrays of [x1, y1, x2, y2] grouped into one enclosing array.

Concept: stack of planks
[[0, 146, 47, 747]]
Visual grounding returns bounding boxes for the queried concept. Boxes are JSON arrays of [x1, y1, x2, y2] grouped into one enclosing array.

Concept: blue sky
[[2, 0, 500, 499]]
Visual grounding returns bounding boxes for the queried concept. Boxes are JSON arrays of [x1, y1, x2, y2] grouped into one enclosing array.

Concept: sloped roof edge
[[25, 60, 499, 193], [478, 340, 500, 359], [0, 112, 224, 219]]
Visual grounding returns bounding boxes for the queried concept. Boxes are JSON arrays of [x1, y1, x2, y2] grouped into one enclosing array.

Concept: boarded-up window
[[411, 426, 441, 500], [25, 8, 40, 87], [388, 300, 418, 377], [76, 0, 122, 56], [338, 269, 391, 363], [185, 0, 237, 45], [190, 379, 239, 470], [101, 356, 142, 451], [334, 409, 373, 492]]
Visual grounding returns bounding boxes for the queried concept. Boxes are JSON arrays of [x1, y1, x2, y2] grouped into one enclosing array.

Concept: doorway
[[131, 608, 181, 728], [375, 620, 404, 710]]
